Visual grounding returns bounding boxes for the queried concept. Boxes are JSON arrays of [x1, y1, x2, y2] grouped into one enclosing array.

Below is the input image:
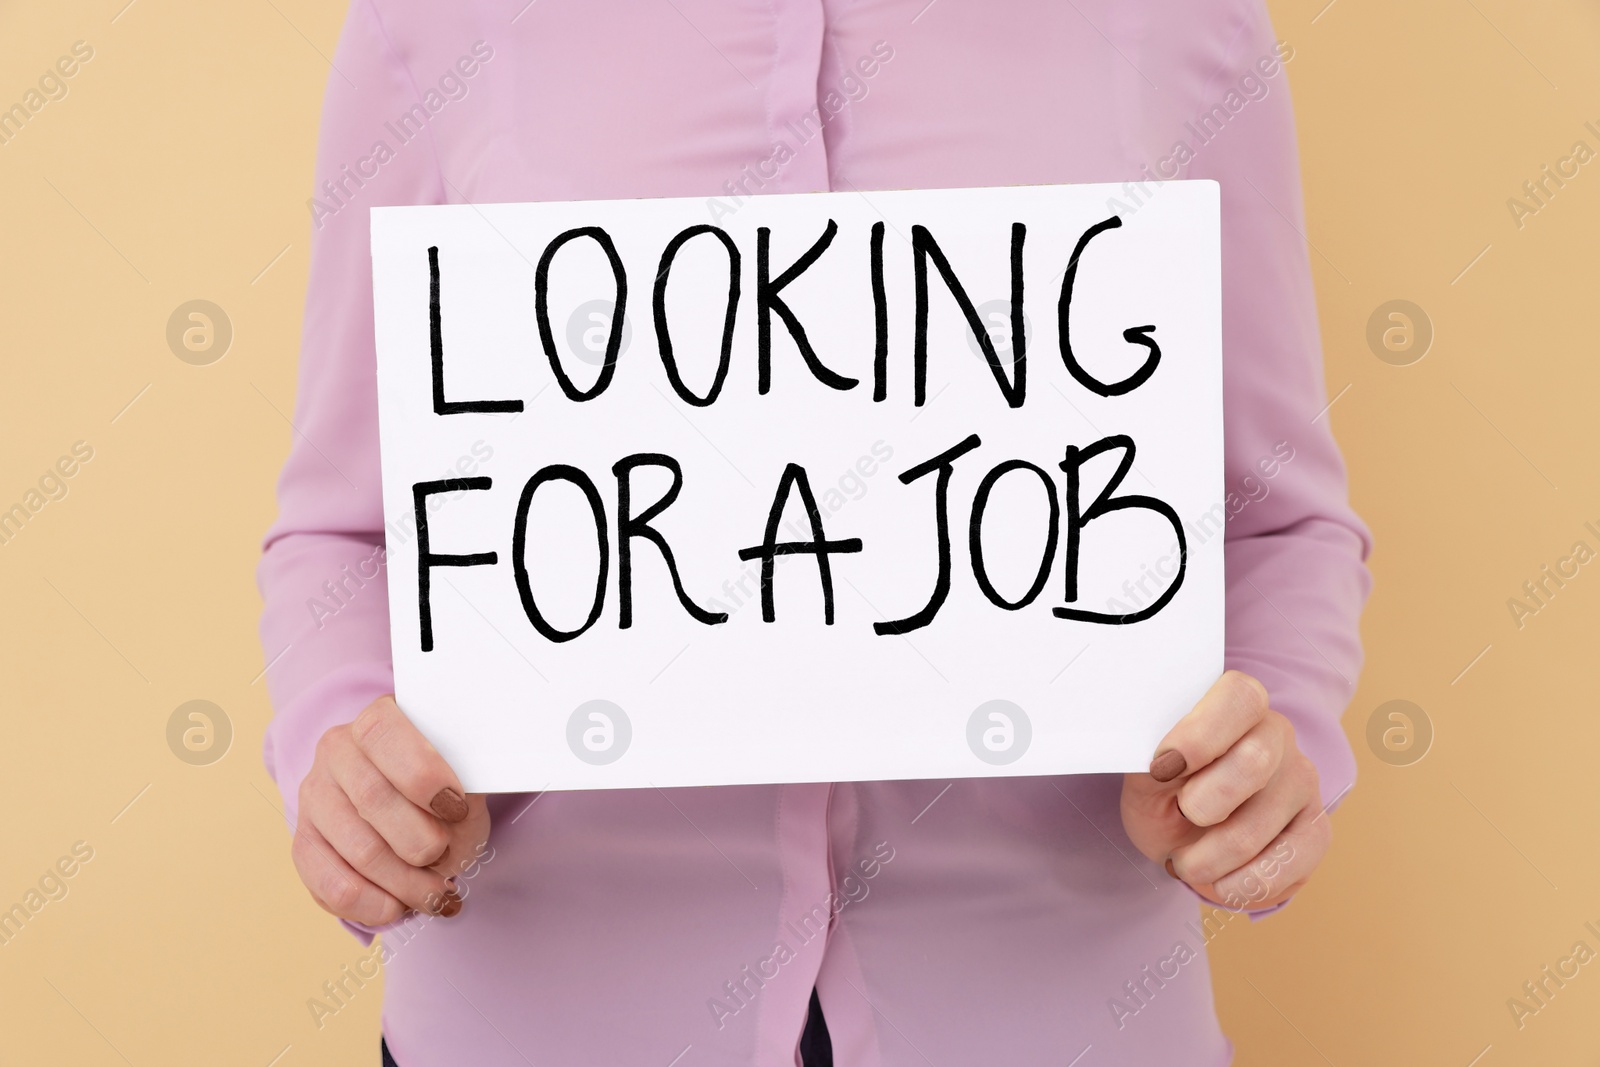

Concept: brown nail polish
[[1164, 858, 1179, 880], [439, 892, 463, 918], [430, 787, 469, 823], [1149, 749, 1187, 783]]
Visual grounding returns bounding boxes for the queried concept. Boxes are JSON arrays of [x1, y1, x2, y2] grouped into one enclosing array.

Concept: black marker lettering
[[511, 465, 609, 642], [1057, 217, 1161, 397], [429, 247, 523, 415], [870, 221, 889, 402], [536, 227, 628, 402], [613, 453, 728, 628], [1054, 435, 1185, 623], [969, 459, 1059, 610], [757, 221, 859, 394], [912, 224, 1027, 408], [874, 434, 982, 635], [413, 477, 498, 652], [737, 463, 864, 624], [654, 225, 740, 406]]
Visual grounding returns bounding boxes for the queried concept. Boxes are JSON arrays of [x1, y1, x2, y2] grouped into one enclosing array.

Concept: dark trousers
[[382, 988, 833, 1066]]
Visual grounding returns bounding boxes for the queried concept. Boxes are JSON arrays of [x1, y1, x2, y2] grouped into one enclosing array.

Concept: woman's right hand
[[291, 695, 490, 925]]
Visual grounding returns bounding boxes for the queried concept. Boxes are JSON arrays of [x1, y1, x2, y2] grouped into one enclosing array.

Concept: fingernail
[[1164, 858, 1180, 880], [430, 787, 469, 823], [1149, 750, 1187, 783], [439, 891, 463, 918]]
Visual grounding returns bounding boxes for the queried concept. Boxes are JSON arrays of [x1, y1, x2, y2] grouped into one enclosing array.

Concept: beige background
[[1, 1, 1596, 1063]]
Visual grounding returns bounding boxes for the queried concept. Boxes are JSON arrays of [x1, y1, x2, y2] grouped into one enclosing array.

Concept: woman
[[259, 1, 1370, 1063]]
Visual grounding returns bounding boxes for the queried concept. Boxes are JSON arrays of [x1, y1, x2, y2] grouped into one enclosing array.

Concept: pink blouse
[[259, 1, 1371, 1063]]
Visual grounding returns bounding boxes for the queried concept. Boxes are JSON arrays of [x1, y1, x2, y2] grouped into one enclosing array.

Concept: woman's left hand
[[1120, 670, 1330, 911]]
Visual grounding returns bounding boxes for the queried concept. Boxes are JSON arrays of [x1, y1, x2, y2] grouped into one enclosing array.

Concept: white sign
[[371, 181, 1223, 793]]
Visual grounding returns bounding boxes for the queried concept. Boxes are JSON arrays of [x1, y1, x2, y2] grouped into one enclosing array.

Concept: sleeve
[[1190, 2, 1372, 854], [257, 0, 444, 842]]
